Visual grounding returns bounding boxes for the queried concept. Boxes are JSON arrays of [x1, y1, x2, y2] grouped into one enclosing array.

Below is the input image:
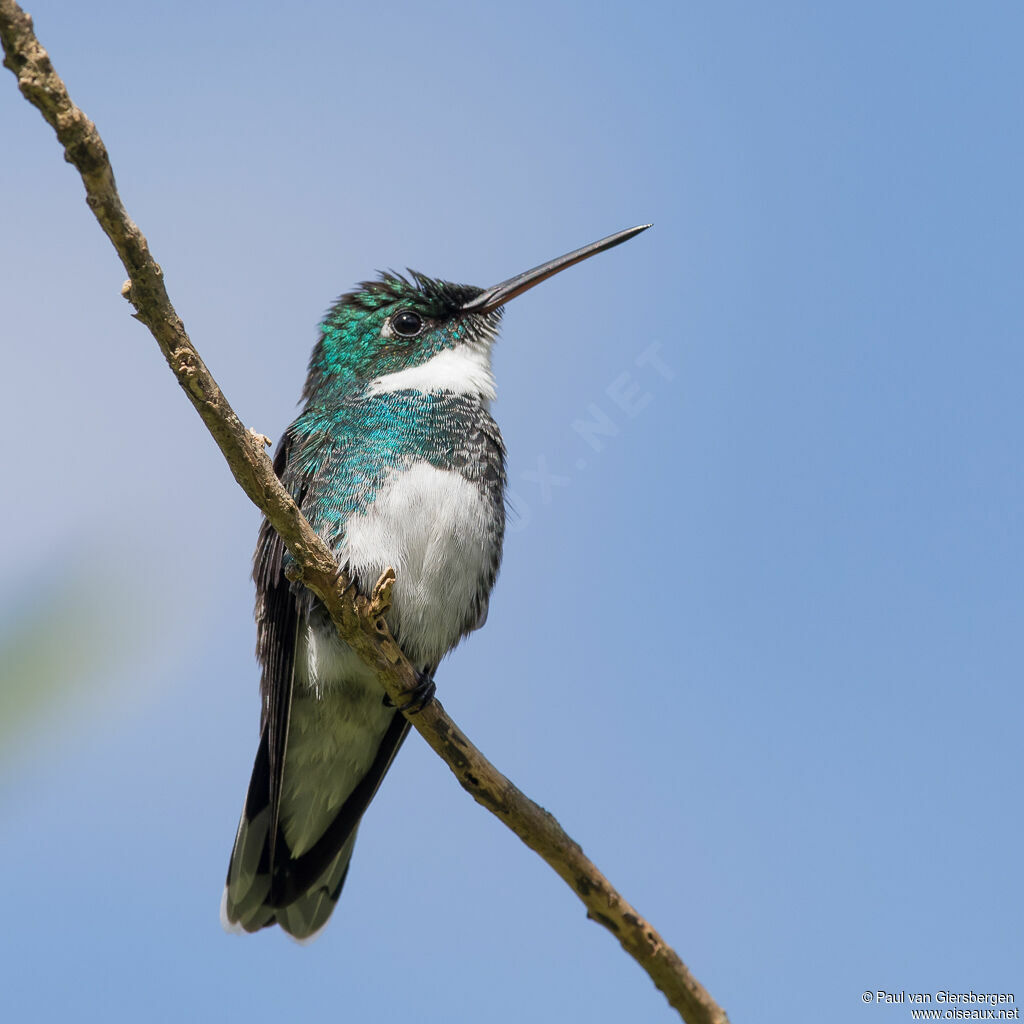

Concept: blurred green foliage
[[0, 552, 155, 757], [0, 574, 109, 744]]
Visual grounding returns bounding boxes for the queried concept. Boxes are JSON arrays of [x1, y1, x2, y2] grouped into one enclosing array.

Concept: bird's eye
[[391, 310, 424, 338]]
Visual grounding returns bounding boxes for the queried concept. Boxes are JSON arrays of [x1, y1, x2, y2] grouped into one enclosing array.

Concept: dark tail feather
[[221, 710, 410, 941], [220, 727, 357, 942]]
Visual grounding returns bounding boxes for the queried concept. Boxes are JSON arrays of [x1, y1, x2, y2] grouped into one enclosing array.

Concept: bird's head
[[304, 224, 651, 402]]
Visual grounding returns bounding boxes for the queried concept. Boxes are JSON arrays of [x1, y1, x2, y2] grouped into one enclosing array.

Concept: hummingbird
[[221, 224, 651, 940]]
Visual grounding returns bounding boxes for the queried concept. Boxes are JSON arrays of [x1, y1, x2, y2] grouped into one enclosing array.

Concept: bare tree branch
[[0, 4, 729, 1021]]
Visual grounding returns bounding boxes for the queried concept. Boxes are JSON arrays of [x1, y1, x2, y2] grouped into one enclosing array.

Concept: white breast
[[312, 461, 495, 675]]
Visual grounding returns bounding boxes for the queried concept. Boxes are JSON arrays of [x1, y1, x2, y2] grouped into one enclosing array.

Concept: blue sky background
[[2, 2, 1021, 1021]]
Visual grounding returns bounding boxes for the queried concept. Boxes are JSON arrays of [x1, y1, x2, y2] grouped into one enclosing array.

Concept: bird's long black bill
[[461, 223, 651, 314]]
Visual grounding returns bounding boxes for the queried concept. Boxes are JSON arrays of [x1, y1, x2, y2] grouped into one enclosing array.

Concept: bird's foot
[[383, 670, 436, 715]]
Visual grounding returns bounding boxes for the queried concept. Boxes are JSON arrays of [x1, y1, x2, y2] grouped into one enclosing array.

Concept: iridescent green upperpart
[[303, 271, 499, 401]]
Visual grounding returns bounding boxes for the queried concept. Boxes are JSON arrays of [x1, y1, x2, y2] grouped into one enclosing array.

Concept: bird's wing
[[253, 430, 305, 872]]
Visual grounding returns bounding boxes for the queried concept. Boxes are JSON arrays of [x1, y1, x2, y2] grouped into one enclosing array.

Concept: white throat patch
[[366, 341, 496, 402]]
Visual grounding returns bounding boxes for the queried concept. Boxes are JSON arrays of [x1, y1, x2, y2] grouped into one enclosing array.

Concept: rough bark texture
[[0, 4, 729, 1022]]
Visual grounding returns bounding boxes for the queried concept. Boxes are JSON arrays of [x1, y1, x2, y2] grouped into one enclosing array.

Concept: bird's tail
[[220, 729, 357, 942]]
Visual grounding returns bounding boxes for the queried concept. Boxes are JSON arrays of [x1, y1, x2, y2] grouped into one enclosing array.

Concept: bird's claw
[[383, 670, 436, 715], [369, 568, 396, 617]]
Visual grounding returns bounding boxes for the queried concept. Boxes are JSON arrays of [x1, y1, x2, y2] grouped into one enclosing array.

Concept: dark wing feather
[[253, 431, 304, 873]]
